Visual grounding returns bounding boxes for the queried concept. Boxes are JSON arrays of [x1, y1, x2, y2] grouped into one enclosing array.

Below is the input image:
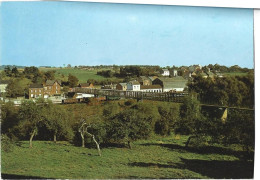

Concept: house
[[140, 85, 162, 93], [0, 80, 9, 94], [79, 83, 94, 88], [44, 80, 62, 96], [116, 83, 127, 91], [101, 84, 117, 90], [127, 80, 140, 91], [29, 84, 44, 98], [171, 69, 178, 77], [137, 76, 152, 85], [152, 77, 188, 92], [160, 69, 170, 76]]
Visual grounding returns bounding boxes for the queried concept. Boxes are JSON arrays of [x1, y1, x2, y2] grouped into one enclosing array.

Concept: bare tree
[[78, 118, 102, 156]]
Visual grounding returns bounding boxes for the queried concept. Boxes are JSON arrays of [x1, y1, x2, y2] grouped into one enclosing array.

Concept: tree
[[155, 103, 180, 136], [1, 101, 19, 138], [17, 99, 46, 148], [4, 66, 12, 77], [68, 74, 79, 88], [6, 79, 25, 98], [103, 102, 120, 118], [175, 96, 205, 147], [42, 102, 74, 142], [79, 120, 102, 156], [11, 67, 19, 77], [106, 108, 153, 148], [44, 70, 56, 81]]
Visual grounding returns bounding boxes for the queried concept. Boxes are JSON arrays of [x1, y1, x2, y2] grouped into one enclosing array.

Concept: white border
[[0, 0, 259, 179], [0, 0, 260, 9], [254, 9, 259, 180]]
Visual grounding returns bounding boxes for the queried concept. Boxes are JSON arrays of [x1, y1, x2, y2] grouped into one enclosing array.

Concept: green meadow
[[1, 135, 254, 179], [39, 67, 122, 83]]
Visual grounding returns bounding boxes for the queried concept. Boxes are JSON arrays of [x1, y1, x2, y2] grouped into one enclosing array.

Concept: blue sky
[[0, 1, 254, 68]]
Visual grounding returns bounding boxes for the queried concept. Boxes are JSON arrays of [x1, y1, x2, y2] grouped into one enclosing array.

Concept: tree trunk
[[128, 140, 132, 149], [185, 135, 196, 148], [29, 129, 36, 148], [80, 132, 85, 148], [92, 135, 101, 156], [54, 133, 57, 143]]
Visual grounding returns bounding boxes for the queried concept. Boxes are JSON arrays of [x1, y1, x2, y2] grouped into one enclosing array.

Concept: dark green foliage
[[106, 109, 153, 144], [68, 74, 79, 87], [188, 74, 254, 108], [6, 79, 26, 98], [155, 103, 179, 136], [175, 96, 202, 135], [42, 102, 74, 141], [97, 70, 114, 78], [103, 102, 120, 118], [43, 70, 56, 81], [17, 100, 45, 139], [1, 134, 14, 152], [1, 102, 19, 138], [23, 66, 43, 83], [222, 109, 254, 151]]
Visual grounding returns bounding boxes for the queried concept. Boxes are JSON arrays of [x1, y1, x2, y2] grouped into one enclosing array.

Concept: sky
[[0, 1, 254, 68]]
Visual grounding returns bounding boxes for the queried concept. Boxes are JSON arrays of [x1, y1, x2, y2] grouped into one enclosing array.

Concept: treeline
[[188, 73, 254, 108], [97, 66, 161, 78], [1, 97, 254, 156]]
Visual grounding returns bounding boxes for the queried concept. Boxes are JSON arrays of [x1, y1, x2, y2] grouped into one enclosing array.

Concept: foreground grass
[[1, 135, 254, 179]]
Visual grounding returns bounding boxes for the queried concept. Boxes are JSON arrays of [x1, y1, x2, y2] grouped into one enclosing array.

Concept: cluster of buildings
[[0, 65, 223, 101], [103, 74, 188, 93]]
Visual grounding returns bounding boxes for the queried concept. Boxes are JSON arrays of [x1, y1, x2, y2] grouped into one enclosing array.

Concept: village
[[0, 64, 224, 105]]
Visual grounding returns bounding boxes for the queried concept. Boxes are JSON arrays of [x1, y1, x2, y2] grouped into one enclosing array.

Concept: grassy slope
[[1, 135, 254, 179], [39, 68, 122, 83]]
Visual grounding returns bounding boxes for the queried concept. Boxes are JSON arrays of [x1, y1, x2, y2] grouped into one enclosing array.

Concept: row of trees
[[1, 96, 254, 155], [97, 66, 161, 78], [188, 73, 254, 108]]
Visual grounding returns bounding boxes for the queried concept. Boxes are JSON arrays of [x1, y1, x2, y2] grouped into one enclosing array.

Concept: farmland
[[39, 67, 122, 83], [1, 135, 254, 179]]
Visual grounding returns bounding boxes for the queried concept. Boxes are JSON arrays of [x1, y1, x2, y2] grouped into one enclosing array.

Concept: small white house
[[160, 69, 170, 76], [127, 80, 140, 91]]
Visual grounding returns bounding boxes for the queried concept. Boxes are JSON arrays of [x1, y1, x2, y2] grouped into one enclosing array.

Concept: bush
[[1, 134, 14, 152]]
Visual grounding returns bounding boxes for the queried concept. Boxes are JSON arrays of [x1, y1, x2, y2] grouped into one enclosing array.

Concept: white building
[[127, 80, 140, 91], [140, 85, 163, 93], [160, 69, 170, 76]]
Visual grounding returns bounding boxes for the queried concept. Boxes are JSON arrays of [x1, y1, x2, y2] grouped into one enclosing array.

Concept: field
[[1, 135, 254, 179], [39, 67, 122, 83]]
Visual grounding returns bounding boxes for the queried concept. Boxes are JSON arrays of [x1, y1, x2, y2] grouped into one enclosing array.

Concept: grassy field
[[39, 68, 122, 83], [1, 135, 254, 179]]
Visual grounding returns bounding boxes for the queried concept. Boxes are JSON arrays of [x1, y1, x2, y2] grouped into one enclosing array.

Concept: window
[[56, 90, 58, 94], [31, 90, 33, 93], [31, 94, 34, 97], [39, 90, 41, 92]]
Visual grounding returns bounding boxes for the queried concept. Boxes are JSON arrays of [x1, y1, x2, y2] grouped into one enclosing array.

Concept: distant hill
[[0, 65, 26, 70]]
